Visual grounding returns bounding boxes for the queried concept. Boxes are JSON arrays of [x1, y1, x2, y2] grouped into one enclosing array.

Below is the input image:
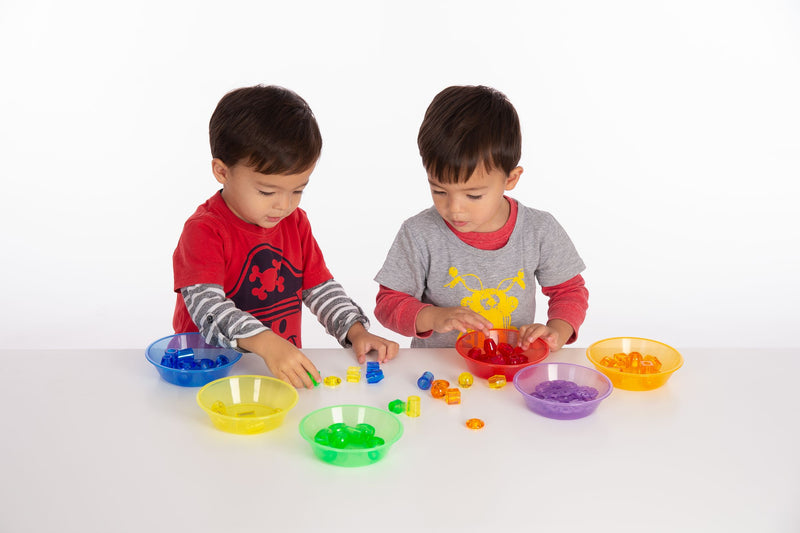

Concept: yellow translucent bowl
[[196, 375, 298, 434], [586, 337, 683, 391]]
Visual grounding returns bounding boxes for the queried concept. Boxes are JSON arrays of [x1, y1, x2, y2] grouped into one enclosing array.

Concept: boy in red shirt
[[174, 85, 398, 388]]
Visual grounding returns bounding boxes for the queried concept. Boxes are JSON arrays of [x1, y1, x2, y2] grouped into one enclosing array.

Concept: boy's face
[[212, 159, 315, 229], [428, 165, 522, 233]]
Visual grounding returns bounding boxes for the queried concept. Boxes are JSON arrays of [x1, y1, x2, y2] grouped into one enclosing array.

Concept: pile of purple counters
[[160, 348, 230, 370], [366, 362, 384, 383], [533, 379, 599, 403]]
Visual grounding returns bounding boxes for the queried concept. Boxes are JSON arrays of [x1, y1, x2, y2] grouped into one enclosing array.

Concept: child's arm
[[181, 284, 320, 388], [375, 285, 492, 338], [303, 279, 399, 363], [517, 275, 589, 351]]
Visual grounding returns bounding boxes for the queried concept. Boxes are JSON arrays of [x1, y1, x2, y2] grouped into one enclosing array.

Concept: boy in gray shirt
[[374, 85, 588, 351]]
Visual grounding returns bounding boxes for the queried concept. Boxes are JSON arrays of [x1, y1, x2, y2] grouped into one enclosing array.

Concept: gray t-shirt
[[374, 200, 585, 348]]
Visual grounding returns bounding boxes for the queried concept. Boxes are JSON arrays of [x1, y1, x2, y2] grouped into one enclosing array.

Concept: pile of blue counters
[[160, 348, 230, 370], [365, 362, 384, 383], [314, 423, 385, 449], [146, 332, 242, 387]]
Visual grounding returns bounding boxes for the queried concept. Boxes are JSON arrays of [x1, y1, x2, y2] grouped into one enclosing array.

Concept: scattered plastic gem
[[533, 380, 599, 403], [417, 371, 434, 390], [406, 395, 421, 417], [211, 401, 226, 414], [458, 372, 474, 388], [445, 388, 461, 405], [640, 360, 655, 374], [198, 358, 215, 369], [644, 355, 662, 371], [466, 418, 485, 430], [430, 380, 449, 399], [488, 375, 507, 389], [314, 428, 331, 445], [236, 410, 256, 417], [306, 371, 319, 387], [216, 354, 230, 366], [351, 423, 376, 445], [324, 376, 342, 387], [328, 426, 350, 448], [388, 399, 406, 414], [483, 338, 497, 355], [498, 342, 515, 357]]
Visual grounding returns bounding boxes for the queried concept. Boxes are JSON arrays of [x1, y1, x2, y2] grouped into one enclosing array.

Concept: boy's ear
[[211, 158, 230, 185], [504, 166, 523, 191]]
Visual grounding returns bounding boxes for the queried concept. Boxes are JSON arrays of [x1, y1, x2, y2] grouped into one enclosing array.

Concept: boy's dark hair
[[209, 85, 322, 174], [417, 85, 521, 183]]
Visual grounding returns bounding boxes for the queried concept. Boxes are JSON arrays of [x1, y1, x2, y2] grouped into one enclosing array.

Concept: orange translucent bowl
[[455, 329, 549, 380], [586, 337, 683, 391]]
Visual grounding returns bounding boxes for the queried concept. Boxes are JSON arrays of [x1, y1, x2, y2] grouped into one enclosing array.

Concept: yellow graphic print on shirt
[[444, 267, 526, 329]]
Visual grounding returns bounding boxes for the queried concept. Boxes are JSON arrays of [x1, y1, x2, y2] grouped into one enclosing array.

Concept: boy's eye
[[258, 191, 274, 196], [431, 189, 445, 195], [467, 194, 483, 200]]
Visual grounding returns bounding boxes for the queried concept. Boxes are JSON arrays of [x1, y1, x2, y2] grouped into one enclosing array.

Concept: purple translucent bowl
[[513, 362, 613, 420]]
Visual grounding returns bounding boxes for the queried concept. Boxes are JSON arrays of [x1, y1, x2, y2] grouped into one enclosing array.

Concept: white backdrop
[[1, 0, 798, 350]]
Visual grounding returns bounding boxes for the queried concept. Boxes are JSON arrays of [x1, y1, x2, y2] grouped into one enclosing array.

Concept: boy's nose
[[274, 193, 291, 211], [447, 196, 462, 213]]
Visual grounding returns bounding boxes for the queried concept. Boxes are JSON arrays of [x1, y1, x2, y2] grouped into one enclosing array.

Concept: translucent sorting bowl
[[145, 332, 242, 387], [586, 337, 683, 391], [197, 375, 298, 434], [513, 362, 613, 420], [455, 328, 549, 380], [298, 405, 404, 467]]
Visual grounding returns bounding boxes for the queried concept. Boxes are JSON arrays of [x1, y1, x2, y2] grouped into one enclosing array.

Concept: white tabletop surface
[[1, 346, 798, 533]]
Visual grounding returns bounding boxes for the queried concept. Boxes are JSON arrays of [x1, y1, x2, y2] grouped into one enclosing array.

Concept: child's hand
[[416, 306, 493, 336], [517, 319, 573, 352], [346, 322, 400, 364], [236, 330, 321, 389]]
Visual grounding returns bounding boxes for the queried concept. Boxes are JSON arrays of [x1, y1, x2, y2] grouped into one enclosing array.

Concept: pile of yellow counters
[[600, 352, 662, 374], [346, 366, 361, 383]]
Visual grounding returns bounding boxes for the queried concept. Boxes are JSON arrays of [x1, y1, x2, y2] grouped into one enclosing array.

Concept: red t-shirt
[[172, 192, 332, 347]]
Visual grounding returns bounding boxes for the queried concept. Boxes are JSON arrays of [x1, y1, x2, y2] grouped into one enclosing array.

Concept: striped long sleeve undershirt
[[180, 279, 369, 350]]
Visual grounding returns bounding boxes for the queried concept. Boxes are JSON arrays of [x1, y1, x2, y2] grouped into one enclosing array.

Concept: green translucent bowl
[[298, 405, 403, 467]]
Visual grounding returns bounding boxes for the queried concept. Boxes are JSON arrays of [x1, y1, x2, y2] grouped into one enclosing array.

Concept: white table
[[1, 347, 798, 532]]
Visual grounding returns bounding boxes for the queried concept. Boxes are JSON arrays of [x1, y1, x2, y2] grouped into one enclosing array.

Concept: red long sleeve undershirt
[[374, 198, 588, 344]]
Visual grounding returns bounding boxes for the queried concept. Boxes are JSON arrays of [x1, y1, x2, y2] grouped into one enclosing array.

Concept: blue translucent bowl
[[145, 333, 242, 387]]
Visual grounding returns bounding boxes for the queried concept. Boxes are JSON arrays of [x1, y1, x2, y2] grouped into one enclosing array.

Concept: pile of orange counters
[[599, 352, 662, 374]]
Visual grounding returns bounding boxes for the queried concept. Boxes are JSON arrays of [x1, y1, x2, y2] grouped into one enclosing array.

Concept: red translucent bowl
[[455, 329, 549, 380]]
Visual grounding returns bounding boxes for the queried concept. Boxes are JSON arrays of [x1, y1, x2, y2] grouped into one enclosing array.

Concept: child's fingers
[[384, 341, 399, 360], [280, 368, 306, 389], [301, 362, 321, 388]]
